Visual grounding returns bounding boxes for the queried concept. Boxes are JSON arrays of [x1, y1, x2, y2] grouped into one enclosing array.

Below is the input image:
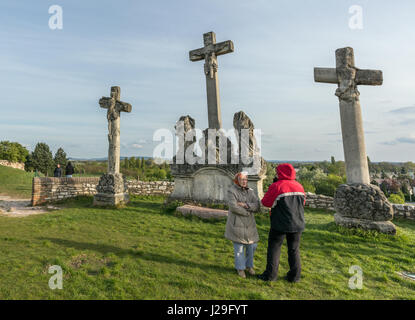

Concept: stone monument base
[[333, 183, 396, 235], [168, 164, 265, 207], [93, 192, 129, 207], [334, 213, 396, 235], [93, 173, 129, 207]]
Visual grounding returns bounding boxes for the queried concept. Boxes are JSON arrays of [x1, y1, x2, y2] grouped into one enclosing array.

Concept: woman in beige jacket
[[225, 172, 260, 278]]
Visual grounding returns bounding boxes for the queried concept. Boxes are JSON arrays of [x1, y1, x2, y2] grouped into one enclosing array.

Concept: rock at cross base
[[334, 183, 396, 235]]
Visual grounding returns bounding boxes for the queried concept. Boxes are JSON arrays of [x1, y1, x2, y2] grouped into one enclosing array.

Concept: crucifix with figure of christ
[[314, 47, 382, 184], [189, 31, 234, 130], [99, 86, 132, 174]]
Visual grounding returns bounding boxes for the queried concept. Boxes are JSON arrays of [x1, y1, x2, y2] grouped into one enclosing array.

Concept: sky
[[1, 0, 415, 162]]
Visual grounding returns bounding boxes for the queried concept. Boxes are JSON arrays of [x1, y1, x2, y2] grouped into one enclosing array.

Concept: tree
[[24, 153, 35, 172], [54, 147, 68, 167], [0, 141, 29, 163], [330, 156, 335, 165], [32, 142, 54, 176], [129, 157, 136, 169]]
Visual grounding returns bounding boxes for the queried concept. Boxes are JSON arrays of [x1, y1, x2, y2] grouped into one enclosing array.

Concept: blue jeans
[[233, 242, 257, 270]]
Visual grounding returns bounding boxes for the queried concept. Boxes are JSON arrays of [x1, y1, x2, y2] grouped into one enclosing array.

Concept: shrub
[[298, 180, 316, 193], [315, 174, 345, 197], [0, 141, 29, 163], [388, 193, 405, 204]]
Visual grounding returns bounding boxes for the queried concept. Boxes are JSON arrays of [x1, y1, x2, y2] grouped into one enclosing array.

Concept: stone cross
[[189, 31, 234, 129], [314, 47, 382, 184], [99, 86, 132, 174]]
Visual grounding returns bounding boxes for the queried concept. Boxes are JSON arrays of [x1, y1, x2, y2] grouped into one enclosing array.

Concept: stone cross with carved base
[[314, 47, 382, 184], [315, 48, 396, 235], [93, 86, 132, 207], [189, 31, 234, 130]]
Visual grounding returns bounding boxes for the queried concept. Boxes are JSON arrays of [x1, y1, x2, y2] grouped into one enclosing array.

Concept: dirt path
[[0, 195, 59, 217]]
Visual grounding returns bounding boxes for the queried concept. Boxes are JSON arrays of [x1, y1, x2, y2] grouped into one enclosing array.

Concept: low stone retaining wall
[[31, 177, 175, 206], [0, 160, 25, 171], [305, 192, 335, 211], [32, 177, 99, 206], [392, 204, 415, 220], [126, 180, 174, 196], [304, 192, 415, 220]]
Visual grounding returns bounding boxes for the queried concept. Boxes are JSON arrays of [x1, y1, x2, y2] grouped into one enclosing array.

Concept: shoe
[[284, 275, 300, 283], [246, 268, 255, 276], [257, 272, 276, 282], [237, 270, 246, 278]]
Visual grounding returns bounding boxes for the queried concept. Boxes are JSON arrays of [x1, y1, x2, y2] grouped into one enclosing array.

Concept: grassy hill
[[0, 195, 414, 299], [0, 165, 35, 198]]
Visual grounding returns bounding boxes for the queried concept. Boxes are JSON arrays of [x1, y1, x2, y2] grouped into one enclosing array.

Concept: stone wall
[[126, 180, 174, 196], [392, 204, 415, 220], [32, 177, 100, 206], [304, 192, 415, 221], [31, 177, 174, 206], [305, 192, 335, 211], [0, 160, 25, 171]]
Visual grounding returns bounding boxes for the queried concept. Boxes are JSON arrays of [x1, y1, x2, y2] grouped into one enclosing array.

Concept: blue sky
[[1, 0, 415, 162]]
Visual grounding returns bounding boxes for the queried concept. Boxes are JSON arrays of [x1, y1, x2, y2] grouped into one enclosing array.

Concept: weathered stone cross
[[189, 31, 234, 129], [99, 86, 132, 174], [314, 47, 382, 184]]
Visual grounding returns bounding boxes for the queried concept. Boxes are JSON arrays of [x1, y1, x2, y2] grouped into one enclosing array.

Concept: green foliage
[[296, 167, 326, 183], [54, 147, 68, 167], [0, 141, 29, 163], [315, 174, 346, 197], [300, 180, 316, 193], [24, 153, 35, 172], [327, 161, 346, 176], [263, 161, 276, 191], [388, 193, 405, 204], [32, 143, 54, 176]]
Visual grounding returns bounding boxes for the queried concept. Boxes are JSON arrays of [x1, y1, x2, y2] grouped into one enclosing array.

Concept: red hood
[[276, 163, 296, 180]]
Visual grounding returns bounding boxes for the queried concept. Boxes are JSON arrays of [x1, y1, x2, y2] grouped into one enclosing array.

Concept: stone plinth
[[334, 183, 396, 235], [93, 173, 129, 207], [334, 214, 396, 235], [168, 163, 266, 206]]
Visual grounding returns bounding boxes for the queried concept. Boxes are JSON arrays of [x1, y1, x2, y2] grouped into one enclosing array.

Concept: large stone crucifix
[[99, 86, 132, 174], [189, 31, 234, 129], [314, 47, 382, 184]]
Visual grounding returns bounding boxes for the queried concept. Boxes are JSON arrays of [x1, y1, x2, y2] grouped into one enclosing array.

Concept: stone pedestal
[[93, 173, 129, 207], [333, 183, 396, 235], [168, 163, 266, 206]]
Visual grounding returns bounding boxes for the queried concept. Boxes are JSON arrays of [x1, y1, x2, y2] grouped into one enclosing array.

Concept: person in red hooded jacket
[[257, 163, 306, 283]]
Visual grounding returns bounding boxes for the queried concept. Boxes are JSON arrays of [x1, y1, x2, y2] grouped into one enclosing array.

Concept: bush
[[315, 174, 346, 197], [388, 193, 405, 204], [0, 141, 29, 163], [299, 180, 316, 193]]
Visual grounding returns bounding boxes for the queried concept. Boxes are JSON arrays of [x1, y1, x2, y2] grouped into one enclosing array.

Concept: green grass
[[0, 195, 414, 300], [0, 165, 35, 198]]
